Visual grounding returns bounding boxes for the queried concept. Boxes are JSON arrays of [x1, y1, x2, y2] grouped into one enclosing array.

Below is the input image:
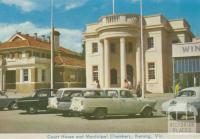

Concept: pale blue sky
[[0, 0, 199, 51]]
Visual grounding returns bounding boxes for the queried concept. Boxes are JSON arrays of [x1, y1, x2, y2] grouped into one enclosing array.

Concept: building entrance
[[6, 70, 16, 89]]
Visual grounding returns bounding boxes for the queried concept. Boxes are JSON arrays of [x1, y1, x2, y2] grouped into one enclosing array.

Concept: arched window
[[110, 69, 117, 84]]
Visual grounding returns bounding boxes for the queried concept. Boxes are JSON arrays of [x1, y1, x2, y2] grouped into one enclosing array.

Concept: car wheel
[[8, 102, 18, 110], [63, 112, 71, 117], [27, 106, 38, 114], [81, 114, 91, 119], [141, 107, 153, 118], [93, 108, 106, 119]]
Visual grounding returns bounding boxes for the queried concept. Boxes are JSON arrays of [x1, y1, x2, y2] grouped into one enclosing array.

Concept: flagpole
[[113, 0, 115, 14], [51, 0, 54, 90], [140, 0, 145, 98]]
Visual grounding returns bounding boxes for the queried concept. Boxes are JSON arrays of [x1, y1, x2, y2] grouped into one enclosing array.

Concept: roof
[[0, 32, 80, 57], [55, 55, 85, 68], [0, 32, 85, 68]]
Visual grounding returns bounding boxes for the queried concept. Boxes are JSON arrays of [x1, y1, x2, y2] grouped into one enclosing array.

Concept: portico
[[100, 37, 141, 88]]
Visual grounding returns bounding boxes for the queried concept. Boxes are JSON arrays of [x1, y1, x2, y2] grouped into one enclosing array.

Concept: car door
[[37, 90, 50, 109], [119, 90, 144, 114], [105, 90, 121, 114]]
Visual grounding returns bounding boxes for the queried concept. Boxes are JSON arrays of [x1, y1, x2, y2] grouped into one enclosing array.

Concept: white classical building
[[84, 13, 194, 93]]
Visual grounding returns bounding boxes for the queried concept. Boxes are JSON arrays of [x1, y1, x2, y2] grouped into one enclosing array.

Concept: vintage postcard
[[0, 0, 200, 139]]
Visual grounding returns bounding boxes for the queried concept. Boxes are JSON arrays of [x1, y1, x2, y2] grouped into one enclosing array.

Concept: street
[[0, 109, 199, 133], [0, 110, 168, 133], [0, 93, 199, 133]]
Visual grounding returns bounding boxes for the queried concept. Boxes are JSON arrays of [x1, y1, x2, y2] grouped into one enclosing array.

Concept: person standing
[[123, 79, 129, 89], [96, 79, 100, 88], [175, 82, 180, 95], [136, 82, 142, 97]]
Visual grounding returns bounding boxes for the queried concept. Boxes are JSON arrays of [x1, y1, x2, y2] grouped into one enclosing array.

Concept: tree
[[80, 41, 85, 59]]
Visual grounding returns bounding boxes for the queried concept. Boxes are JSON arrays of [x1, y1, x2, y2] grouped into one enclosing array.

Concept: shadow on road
[[19, 111, 61, 115]]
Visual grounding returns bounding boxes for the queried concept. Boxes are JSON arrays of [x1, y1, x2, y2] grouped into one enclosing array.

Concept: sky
[[0, 0, 199, 52]]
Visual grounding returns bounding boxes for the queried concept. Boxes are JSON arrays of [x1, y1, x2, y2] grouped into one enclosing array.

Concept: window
[[37, 91, 48, 97], [148, 63, 155, 80], [147, 37, 154, 49], [110, 69, 117, 84], [92, 43, 98, 53], [110, 43, 116, 53], [120, 90, 134, 98], [177, 90, 196, 97], [42, 69, 45, 82], [23, 69, 29, 82], [106, 90, 118, 98], [92, 66, 98, 81]]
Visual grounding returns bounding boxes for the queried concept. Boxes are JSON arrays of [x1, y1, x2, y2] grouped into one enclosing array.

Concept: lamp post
[[50, 0, 54, 90], [140, 0, 145, 98], [0, 55, 6, 91], [112, 0, 115, 14]]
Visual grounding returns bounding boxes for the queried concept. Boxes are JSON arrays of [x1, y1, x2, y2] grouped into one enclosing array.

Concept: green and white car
[[70, 88, 157, 119]]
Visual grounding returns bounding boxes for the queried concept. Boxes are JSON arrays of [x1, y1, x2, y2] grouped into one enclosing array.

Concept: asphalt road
[[0, 110, 199, 133]]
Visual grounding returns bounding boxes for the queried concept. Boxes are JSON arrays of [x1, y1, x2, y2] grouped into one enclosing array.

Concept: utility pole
[[51, 0, 54, 90], [113, 0, 115, 14], [0, 55, 6, 91], [140, 0, 145, 98]]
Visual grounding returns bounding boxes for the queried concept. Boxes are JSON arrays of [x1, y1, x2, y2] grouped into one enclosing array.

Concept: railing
[[99, 14, 140, 26], [5, 57, 50, 66]]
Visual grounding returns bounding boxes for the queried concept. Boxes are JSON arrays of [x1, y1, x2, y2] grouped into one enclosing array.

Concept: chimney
[[34, 33, 38, 39], [54, 30, 60, 49]]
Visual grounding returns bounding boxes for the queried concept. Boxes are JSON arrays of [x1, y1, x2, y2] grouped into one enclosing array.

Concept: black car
[[17, 88, 57, 114]]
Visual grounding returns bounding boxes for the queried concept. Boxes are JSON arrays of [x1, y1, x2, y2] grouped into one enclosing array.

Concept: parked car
[[70, 88, 157, 119], [17, 88, 57, 114], [47, 88, 85, 115], [162, 87, 200, 120], [0, 91, 18, 110]]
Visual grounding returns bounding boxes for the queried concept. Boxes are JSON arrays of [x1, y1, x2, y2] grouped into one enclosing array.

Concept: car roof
[[182, 87, 200, 92], [58, 88, 129, 91], [58, 88, 99, 91]]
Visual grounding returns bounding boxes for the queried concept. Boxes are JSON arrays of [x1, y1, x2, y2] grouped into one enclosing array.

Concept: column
[[136, 39, 141, 85], [120, 37, 126, 87], [104, 39, 110, 88], [100, 41, 105, 87]]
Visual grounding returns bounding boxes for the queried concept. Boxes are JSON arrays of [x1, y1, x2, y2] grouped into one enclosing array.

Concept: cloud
[[0, 22, 83, 52], [65, 0, 88, 10], [0, 0, 38, 12], [0, 0, 88, 12]]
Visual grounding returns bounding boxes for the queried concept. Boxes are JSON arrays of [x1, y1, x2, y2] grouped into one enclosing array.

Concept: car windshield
[[176, 90, 196, 97], [56, 90, 63, 98]]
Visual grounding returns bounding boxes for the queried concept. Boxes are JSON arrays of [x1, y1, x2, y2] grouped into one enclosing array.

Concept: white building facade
[[84, 14, 194, 93]]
